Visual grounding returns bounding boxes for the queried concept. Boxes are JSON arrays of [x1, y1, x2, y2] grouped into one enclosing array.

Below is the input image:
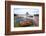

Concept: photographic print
[[14, 7, 39, 27], [5, 1, 45, 35]]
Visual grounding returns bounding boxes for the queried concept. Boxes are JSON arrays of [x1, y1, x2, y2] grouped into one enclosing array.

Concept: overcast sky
[[14, 8, 39, 15]]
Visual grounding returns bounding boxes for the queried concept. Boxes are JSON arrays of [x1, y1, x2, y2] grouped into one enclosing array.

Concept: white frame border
[[11, 5, 42, 31]]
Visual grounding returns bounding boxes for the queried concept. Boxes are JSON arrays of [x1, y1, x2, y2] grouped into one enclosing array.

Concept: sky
[[14, 8, 39, 15]]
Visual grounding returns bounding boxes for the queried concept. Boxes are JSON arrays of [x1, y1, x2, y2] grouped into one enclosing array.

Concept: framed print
[[5, 1, 45, 35]]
